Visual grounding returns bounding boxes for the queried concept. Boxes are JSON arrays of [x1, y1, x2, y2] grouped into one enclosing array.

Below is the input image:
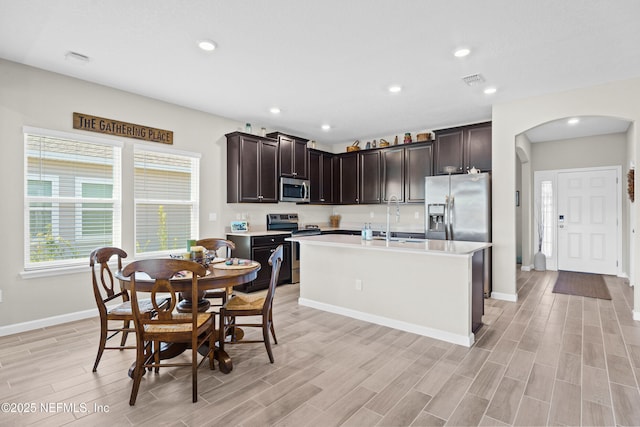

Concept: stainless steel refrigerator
[[425, 172, 491, 296]]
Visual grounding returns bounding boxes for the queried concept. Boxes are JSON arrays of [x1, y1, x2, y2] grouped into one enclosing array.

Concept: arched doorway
[[516, 116, 630, 276]]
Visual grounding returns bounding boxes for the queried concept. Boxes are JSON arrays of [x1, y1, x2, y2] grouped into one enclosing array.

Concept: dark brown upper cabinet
[[381, 146, 405, 203], [434, 129, 464, 174], [405, 142, 433, 203], [267, 132, 308, 179], [435, 122, 491, 175], [226, 132, 278, 203], [338, 152, 359, 204], [308, 149, 335, 204], [464, 123, 492, 173], [359, 150, 381, 204]]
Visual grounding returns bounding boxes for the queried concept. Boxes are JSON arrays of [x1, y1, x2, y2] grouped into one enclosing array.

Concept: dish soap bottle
[[365, 223, 373, 241], [361, 223, 367, 240]]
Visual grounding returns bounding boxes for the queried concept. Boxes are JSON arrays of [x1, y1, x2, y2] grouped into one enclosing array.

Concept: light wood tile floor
[[2, 268, 640, 426]]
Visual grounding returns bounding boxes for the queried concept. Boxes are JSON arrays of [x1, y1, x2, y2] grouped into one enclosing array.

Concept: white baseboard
[[490, 292, 518, 302], [520, 265, 532, 272], [634, 310, 640, 321], [0, 308, 98, 337], [298, 297, 474, 347]]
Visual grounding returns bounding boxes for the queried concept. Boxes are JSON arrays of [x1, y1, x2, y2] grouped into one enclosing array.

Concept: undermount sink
[[372, 236, 427, 244], [391, 238, 427, 243]]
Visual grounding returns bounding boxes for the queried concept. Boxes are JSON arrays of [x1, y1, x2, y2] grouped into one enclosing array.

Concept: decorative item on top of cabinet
[[266, 131, 309, 179], [226, 132, 279, 203]]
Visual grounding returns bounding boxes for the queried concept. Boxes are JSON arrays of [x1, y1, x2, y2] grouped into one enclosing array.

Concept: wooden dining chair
[[90, 247, 169, 372], [196, 238, 236, 306], [219, 244, 283, 363], [122, 258, 216, 405]]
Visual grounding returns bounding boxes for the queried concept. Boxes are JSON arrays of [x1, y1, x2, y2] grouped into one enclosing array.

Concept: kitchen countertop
[[226, 230, 292, 237], [287, 234, 491, 256]]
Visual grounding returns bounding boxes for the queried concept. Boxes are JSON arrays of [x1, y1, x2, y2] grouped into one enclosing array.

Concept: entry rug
[[552, 270, 611, 300]]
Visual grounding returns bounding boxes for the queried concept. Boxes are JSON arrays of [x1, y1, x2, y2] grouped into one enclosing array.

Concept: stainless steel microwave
[[280, 177, 310, 203]]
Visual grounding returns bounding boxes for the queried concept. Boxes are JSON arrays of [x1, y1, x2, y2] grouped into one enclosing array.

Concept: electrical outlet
[[369, 211, 375, 218], [0, 289, 3, 302], [414, 211, 420, 219], [355, 279, 363, 291], [209, 212, 217, 221]]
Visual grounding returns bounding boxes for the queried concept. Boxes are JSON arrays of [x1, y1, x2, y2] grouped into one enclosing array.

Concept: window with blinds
[[134, 148, 199, 255], [24, 129, 122, 269]]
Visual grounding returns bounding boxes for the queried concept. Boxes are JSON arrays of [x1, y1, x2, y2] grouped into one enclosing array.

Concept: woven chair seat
[[144, 313, 212, 334], [226, 295, 265, 311], [108, 297, 167, 316]]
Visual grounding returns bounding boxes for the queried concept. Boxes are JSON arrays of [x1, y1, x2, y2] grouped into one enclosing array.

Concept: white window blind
[[134, 147, 199, 255], [24, 129, 122, 270]]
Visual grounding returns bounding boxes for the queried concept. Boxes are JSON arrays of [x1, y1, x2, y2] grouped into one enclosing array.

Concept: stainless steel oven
[[266, 213, 320, 283]]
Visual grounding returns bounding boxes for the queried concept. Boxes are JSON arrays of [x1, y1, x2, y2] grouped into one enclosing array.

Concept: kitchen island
[[287, 234, 491, 347]]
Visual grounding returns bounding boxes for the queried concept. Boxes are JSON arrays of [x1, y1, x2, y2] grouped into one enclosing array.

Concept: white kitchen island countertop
[[288, 233, 490, 347], [287, 234, 491, 256]]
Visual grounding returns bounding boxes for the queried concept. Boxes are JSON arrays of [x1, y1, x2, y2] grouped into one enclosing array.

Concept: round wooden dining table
[[115, 260, 260, 374]]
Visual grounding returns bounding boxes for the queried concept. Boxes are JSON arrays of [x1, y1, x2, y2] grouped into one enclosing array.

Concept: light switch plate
[[209, 212, 217, 221]]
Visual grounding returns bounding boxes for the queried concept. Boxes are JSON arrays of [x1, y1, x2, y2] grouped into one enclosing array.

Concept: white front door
[[557, 169, 618, 274]]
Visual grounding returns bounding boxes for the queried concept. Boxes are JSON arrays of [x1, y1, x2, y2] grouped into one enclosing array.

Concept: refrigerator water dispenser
[[426, 203, 446, 239]]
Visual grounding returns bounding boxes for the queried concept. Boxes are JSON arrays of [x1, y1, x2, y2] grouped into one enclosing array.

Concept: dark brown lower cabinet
[[226, 234, 291, 292]]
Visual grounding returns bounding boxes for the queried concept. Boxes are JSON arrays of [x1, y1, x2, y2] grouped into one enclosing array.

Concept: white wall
[[492, 77, 640, 316], [0, 59, 245, 327], [531, 133, 627, 171]]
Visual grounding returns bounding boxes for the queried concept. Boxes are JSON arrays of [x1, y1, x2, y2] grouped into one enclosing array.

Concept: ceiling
[[1, 0, 639, 145]]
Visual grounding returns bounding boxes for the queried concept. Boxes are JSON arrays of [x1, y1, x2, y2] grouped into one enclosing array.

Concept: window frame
[[23, 126, 123, 271], [133, 144, 200, 258], [74, 176, 115, 243]]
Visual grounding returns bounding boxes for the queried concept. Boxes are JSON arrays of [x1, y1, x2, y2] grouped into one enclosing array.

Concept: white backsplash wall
[[221, 203, 334, 232], [221, 203, 425, 233], [331, 204, 425, 233]]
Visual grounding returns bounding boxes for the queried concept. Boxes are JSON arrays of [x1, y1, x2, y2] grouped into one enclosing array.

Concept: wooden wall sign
[[73, 112, 173, 144]]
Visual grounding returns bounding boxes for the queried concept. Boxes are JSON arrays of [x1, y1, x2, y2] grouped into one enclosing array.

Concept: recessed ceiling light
[[484, 87, 497, 95], [321, 124, 331, 131], [568, 117, 580, 125], [269, 107, 281, 114], [454, 48, 471, 58], [197, 40, 216, 51], [388, 85, 402, 93]]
